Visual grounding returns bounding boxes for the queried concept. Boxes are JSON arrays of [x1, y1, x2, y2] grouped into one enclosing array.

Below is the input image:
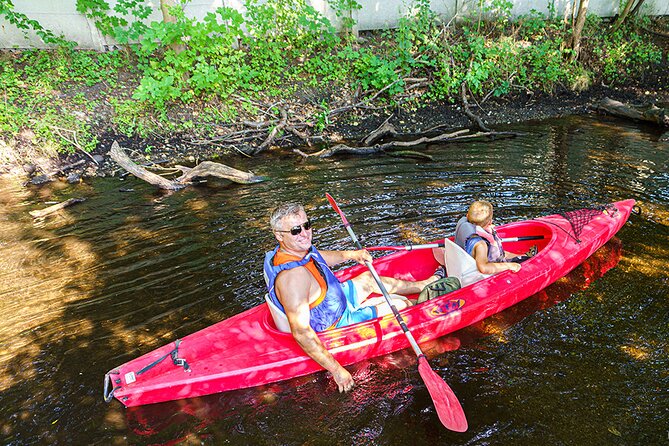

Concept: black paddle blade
[[418, 355, 468, 432]]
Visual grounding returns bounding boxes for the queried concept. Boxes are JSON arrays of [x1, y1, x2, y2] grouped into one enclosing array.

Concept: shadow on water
[[0, 115, 667, 445]]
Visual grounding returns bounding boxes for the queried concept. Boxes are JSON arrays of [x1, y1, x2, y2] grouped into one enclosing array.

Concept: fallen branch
[[110, 141, 265, 190], [29, 198, 86, 218], [363, 115, 398, 145], [596, 97, 669, 127], [642, 25, 669, 38], [47, 159, 87, 177], [50, 125, 99, 165], [175, 161, 265, 184], [110, 142, 184, 190], [251, 107, 288, 155], [461, 82, 492, 132], [296, 128, 520, 158]]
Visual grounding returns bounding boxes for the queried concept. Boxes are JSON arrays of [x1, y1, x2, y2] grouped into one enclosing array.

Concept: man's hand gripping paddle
[[325, 193, 468, 432]]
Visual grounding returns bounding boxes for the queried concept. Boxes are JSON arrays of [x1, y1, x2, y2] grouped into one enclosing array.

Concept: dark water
[[1, 115, 667, 445]]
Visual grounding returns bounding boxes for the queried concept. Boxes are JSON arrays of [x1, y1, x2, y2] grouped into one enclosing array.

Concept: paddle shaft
[[326, 193, 468, 432], [340, 223, 424, 357], [366, 235, 544, 252]]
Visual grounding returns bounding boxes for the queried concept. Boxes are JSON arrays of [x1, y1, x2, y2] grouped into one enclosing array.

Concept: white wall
[[1, 0, 666, 50]]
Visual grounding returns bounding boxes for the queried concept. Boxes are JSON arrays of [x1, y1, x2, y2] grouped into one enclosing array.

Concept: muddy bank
[[5, 81, 668, 186]]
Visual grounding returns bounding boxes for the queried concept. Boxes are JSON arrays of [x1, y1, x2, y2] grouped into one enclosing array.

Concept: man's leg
[[351, 271, 438, 299]]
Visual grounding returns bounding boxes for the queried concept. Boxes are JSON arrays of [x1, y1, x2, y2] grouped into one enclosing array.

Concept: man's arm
[[275, 268, 355, 392], [319, 249, 371, 267], [473, 241, 521, 274]]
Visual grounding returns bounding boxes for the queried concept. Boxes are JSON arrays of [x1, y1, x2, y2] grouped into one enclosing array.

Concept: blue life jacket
[[263, 246, 347, 332], [454, 216, 506, 262]]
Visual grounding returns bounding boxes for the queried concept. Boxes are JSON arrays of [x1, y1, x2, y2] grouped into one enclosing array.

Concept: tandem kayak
[[104, 199, 635, 407]]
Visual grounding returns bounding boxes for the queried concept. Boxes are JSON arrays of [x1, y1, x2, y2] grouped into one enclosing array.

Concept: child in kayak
[[454, 200, 526, 274]]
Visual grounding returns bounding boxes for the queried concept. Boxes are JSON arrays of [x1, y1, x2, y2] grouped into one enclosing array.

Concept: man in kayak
[[453, 200, 523, 274], [264, 202, 440, 393]]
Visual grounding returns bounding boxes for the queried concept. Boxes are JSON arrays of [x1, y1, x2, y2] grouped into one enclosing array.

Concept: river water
[[0, 115, 667, 445]]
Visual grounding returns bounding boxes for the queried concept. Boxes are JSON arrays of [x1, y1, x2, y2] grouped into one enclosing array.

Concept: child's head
[[467, 201, 493, 227]]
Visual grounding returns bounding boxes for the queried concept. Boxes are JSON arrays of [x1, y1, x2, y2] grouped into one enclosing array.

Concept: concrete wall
[[1, 0, 667, 50]]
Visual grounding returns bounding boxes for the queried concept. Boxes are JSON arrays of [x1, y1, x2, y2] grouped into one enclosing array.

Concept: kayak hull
[[106, 200, 635, 407]]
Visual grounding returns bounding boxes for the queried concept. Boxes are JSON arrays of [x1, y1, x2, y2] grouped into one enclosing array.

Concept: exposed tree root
[[184, 76, 530, 160]]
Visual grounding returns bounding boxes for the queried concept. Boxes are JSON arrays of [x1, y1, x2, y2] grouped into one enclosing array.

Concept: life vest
[[454, 216, 506, 262], [263, 245, 347, 332]]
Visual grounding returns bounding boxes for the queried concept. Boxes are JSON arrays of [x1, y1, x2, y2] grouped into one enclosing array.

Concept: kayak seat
[[443, 238, 491, 287], [264, 294, 292, 333]]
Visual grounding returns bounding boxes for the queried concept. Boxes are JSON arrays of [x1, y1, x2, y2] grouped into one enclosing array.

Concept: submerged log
[[596, 98, 669, 127], [29, 198, 85, 218], [110, 141, 265, 190]]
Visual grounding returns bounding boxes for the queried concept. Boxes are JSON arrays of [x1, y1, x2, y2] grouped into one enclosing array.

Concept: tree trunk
[[569, 0, 590, 61], [160, 0, 186, 54], [630, 0, 646, 16], [109, 141, 265, 190], [610, 0, 641, 34]]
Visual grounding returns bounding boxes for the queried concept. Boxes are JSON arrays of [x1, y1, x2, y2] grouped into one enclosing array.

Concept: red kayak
[[104, 199, 635, 407]]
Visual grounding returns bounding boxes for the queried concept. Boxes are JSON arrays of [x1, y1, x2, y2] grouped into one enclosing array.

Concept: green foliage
[[132, 6, 246, 108], [0, 48, 120, 153], [328, 0, 362, 32], [75, 0, 150, 44], [588, 22, 663, 84], [313, 100, 331, 132], [395, 0, 440, 70], [109, 98, 153, 137], [338, 46, 402, 93]]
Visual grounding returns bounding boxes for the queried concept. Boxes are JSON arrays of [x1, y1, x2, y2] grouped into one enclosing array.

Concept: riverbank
[[6, 78, 665, 186]]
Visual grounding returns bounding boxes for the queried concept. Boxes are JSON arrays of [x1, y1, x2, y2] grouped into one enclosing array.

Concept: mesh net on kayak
[[560, 204, 619, 243]]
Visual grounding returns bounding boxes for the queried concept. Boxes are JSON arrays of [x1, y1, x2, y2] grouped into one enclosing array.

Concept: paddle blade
[[325, 193, 349, 226], [418, 355, 468, 432]]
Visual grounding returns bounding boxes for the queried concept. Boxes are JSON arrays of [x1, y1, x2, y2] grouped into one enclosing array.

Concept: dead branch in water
[[295, 128, 520, 159], [29, 198, 86, 218], [363, 115, 398, 146], [110, 141, 265, 190]]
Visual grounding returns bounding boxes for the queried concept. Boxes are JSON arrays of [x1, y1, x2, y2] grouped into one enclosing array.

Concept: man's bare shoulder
[[276, 265, 311, 284], [275, 267, 312, 308]]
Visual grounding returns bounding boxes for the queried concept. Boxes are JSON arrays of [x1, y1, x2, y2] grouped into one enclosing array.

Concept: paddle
[[325, 193, 468, 432], [367, 235, 544, 252]]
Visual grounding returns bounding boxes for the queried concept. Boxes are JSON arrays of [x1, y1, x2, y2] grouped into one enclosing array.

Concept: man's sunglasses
[[275, 219, 313, 236]]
